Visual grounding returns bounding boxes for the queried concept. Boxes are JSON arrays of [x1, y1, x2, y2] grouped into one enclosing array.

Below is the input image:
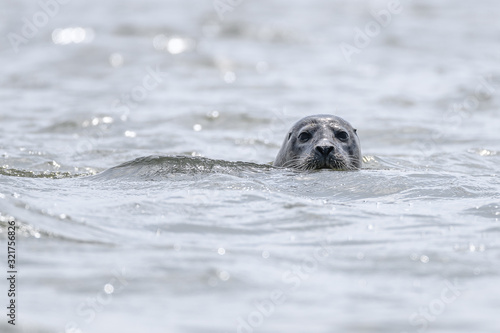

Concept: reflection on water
[[52, 27, 95, 45], [1, 0, 500, 332]]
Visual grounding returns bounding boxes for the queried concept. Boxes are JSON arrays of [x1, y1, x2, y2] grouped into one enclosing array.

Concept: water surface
[[1, 0, 500, 332]]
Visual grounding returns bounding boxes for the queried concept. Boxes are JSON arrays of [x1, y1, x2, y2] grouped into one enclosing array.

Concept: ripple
[[0, 167, 83, 179], [89, 155, 274, 181], [464, 203, 500, 219]]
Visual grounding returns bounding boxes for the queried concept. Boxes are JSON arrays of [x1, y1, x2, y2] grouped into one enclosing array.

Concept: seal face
[[273, 114, 361, 171]]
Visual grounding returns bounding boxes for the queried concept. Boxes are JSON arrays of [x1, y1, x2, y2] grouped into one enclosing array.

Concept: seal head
[[273, 114, 361, 171]]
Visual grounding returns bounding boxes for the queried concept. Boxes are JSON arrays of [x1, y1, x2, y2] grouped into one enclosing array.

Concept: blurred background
[[1, 0, 499, 332]]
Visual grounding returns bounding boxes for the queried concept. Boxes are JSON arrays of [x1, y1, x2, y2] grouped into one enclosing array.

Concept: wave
[[88, 155, 275, 181], [0, 167, 82, 179]]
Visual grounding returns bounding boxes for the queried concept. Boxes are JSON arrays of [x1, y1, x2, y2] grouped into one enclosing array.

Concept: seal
[[273, 114, 361, 171]]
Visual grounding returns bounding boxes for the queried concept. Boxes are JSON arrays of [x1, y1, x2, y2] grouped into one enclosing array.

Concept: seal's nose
[[315, 145, 334, 156]]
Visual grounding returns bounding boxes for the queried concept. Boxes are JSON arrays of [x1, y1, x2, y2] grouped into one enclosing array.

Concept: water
[[1, 0, 500, 332]]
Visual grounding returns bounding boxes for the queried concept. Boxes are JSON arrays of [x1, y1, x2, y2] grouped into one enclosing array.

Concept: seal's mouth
[[320, 159, 348, 170], [304, 153, 354, 171], [281, 153, 358, 171]]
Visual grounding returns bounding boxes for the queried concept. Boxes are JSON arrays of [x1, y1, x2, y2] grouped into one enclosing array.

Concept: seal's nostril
[[316, 145, 333, 156]]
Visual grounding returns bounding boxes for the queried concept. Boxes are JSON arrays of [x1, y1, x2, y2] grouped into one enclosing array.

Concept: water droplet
[[193, 124, 202, 131], [104, 284, 114, 294], [217, 248, 225, 255], [262, 251, 270, 259], [219, 271, 230, 281], [153, 34, 193, 54], [167, 37, 188, 54], [102, 116, 114, 124], [124, 130, 136, 138], [52, 27, 94, 45], [207, 110, 220, 119]]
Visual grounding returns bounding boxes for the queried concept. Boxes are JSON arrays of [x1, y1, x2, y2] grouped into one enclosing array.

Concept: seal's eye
[[298, 132, 311, 142], [336, 131, 349, 141]]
